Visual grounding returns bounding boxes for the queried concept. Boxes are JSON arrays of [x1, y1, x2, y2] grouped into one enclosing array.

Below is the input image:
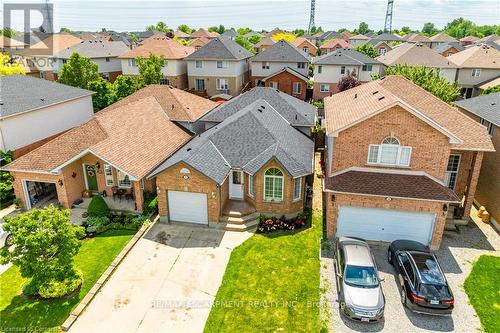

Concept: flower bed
[[256, 210, 310, 233], [83, 214, 149, 237]]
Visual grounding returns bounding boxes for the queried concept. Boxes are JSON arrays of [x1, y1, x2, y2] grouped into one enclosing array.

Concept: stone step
[[219, 212, 260, 224], [225, 208, 256, 218], [218, 218, 259, 232]]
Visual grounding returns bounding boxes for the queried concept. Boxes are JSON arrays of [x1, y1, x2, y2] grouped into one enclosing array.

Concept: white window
[[128, 59, 136, 67], [293, 177, 302, 201], [367, 136, 412, 167], [362, 64, 373, 71], [317, 65, 322, 74], [378, 47, 386, 55], [216, 78, 229, 90], [262, 61, 270, 69], [320, 84, 330, 92], [303, 46, 309, 54], [195, 46, 201, 50], [105, 57, 110, 62], [447, 51, 453, 57], [340, 66, 346, 74], [444, 154, 460, 190], [104, 164, 113, 186], [195, 60, 203, 68], [471, 69, 481, 77], [116, 170, 132, 188], [102, 73, 110, 81], [217, 60, 229, 68], [248, 175, 254, 197], [264, 168, 283, 201], [293, 82, 302, 94], [297, 62, 306, 69], [269, 81, 278, 89], [195, 79, 205, 91], [481, 118, 495, 136]]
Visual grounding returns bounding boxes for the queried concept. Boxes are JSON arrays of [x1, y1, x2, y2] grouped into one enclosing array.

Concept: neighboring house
[[367, 32, 402, 45], [448, 44, 500, 98], [476, 34, 500, 44], [149, 88, 315, 229], [432, 41, 464, 57], [0, 36, 25, 53], [316, 31, 343, 44], [119, 37, 194, 89], [348, 34, 370, 46], [53, 40, 130, 82], [243, 31, 265, 39], [220, 29, 238, 40], [2, 85, 216, 212], [319, 39, 352, 55], [323, 76, 494, 249], [429, 32, 458, 48], [15, 33, 82, 80], [459, 35, 479, 46], [366, 39, 393, 55], [401, 33, 432, 47], [456, 93, 500, 224], [250, 40, 310, 99], [185, 37, 253, 97], [312, 48, 382, 100], [191, 28, 219, 39], [189, 37, 210, 50], [477, 76, 500, 94], [0, 75, 94, 158], [291, 37, 317, 57], [174, 30, 191, 39], [376, 42, 458, 82], [255, 36, 276, 53]]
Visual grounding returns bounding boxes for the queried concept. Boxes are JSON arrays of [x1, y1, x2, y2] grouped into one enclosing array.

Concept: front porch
[[74, 196, 137, 212]]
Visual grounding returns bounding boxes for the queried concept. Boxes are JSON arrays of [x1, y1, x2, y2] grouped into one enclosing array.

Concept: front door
[[84, 164, 98, 192], [229, 170, 244, 199]]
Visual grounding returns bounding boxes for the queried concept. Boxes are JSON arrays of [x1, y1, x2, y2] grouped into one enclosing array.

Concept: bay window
[[264, 168, 283, 201]]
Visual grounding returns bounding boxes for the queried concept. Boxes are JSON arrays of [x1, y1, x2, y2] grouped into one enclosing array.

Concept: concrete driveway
[[69, 222, 253, 333], [322, 211, 500, 333]]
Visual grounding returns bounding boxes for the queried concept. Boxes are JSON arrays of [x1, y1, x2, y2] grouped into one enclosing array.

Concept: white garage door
[[167, 191, 208, 225], [337, 206, 436, 245]]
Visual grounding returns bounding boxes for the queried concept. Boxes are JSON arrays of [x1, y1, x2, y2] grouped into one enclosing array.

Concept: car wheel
[[4, 234, 12, 247], [387, 249, 393, 264]]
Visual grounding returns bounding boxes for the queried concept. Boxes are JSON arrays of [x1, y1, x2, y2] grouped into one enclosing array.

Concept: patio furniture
[[112, 186, 122, 201], [117, 188, 126, 201], [125, 188, 134, 202]]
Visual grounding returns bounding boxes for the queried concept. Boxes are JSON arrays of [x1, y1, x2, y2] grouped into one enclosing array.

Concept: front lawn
[[204, 211, 322, 333], [463, 255, 500, 333], [0, 229, 135, 332]]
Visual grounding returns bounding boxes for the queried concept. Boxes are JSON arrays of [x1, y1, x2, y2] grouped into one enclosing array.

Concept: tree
[[146, 21, 171, 33], [480, 85, 500, 95], [354, 44, 378, 58], [237, 27, 252, 36], [235, 35, 255, 54], [358, 22, 370, 35], [88, 78, 114, 111], [310, 26, 323, 34], [338, 70, 361, 92], [293, 28, 305, 37], [248, 34, 262, 45], [422, 22, 438, 36], [177, 24, 193, 34], [400, 26, 412, 35], [208, 25, 225, 34], [0, 206, 85, 298], [0, 27, 17, 38], [385, 65, 460, 103], [444, 18, 477, 39], [113, 75, 140, 101], [0, 151, 14, 205], [60, 27, 72, 33], [0, 53, 25, 76], [57, 53, 99, 89], [271, 32, 296, 43], [136, 53, 166, 85]]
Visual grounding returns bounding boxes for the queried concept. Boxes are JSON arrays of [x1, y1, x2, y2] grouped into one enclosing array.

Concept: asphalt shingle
[[251, 40, 310, 62], [185, 37, 252, 60], [313, 48, 381, 65], [455, 92, 500, 127]]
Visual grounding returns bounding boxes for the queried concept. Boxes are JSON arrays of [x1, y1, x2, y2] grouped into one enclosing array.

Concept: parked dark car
[[388, 240, 454, 315]]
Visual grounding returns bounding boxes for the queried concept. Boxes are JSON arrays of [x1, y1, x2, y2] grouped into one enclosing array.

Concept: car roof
[[343, 243, 374, 266], [408, 251, 446, 285]]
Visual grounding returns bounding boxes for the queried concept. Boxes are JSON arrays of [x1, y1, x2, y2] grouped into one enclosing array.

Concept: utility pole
[[308, 0, 316, 33], [384, 0, 394, 33]]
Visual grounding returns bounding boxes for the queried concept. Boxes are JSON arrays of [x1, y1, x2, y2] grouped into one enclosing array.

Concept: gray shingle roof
[[54, 40, 130, 59], [0, 75, 93, 118], [370, 33, 402, 42], [150, 99, 314, 182], [185, 37, 252, 60], [220, 29, 237, 38], [251, 40, 310, 62], [313, 48, 381, 65], [432, 41, 465, 53], [455, 92, 500, 127], [200, 86, 316, 127]]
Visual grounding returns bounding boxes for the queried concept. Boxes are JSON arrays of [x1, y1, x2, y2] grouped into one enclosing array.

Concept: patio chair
[[125, 188, 134, 202], [111, 186, 121, 201]]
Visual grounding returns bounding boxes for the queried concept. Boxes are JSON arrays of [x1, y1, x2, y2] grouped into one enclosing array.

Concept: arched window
[[264, 168, 283, 201], [368, 136, 412, 166], [382, 136, 400, 145]]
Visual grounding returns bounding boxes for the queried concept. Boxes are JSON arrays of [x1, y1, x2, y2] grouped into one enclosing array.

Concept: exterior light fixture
[[58, 179, 63, 186]]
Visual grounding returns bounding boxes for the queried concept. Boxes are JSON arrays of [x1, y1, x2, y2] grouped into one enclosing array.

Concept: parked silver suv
[[335, 237, 385, 322]]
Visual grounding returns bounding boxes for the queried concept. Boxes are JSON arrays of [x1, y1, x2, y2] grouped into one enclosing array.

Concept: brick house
[[3, 86, 217, 212], [319, 39, 352, 55], [432, 42, 464, 57], [0, 75, 94, 159], [119, 36, 194, 89], [429, 32, 459, 49], [188, 37, 210, 51], [322, 76, 494, 249], [456, 93, 500, 225], [348, 34, 370, 47], [149, 89, 315, 230], [312, 48, 383, 100], [254, 37, 276, 54], [291, 37, 318, 57], [366, 40, 393, 56], [259, 68, 308, 100]]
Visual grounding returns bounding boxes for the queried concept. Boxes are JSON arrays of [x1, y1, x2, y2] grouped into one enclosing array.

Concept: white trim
[[444, 153, 461, 190], [248, 174, 254, 198], [329, 101, 462, 144], [261, 67, 308, 82], [293, 177, 302, 201], [22, 180, 32, 210], [263, 167, 284, 202]]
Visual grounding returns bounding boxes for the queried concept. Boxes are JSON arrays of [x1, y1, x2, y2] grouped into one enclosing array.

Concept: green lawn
[[0, 229, 135, 332], [204, 211, 322, 333], [463, 255, 500, 333]]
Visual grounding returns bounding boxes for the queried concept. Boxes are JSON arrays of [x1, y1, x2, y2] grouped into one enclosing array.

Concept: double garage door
[[167, 191, 208, 225], [337, 206, 436, 245]]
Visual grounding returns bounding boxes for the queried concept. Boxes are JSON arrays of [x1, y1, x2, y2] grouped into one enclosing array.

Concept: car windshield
[[419, 283, 451, 299], [412, 253, 446, 285], [344, 265, 379, 288]]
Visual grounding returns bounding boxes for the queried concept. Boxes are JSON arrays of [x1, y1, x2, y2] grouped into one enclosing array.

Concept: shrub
[[143, 191, 158, 215], [85, 216, 110, 233], [37, 271, 83, 298], [87, 195, 110, 217]]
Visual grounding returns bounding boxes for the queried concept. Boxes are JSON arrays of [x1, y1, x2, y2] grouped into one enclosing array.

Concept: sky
[[1, 0, 499, 33]]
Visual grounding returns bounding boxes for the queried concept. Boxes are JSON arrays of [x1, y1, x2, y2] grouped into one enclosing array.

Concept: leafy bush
[[0, 150, 14, 206], [143, 191, 158, 215], [37, 271, 83, 298], [257, 213, 306, 233], [85, 216, 110, 233], [87, 195, 110, 217]]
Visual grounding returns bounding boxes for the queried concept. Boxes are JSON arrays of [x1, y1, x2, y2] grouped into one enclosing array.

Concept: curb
[[60, 215, 158, 331]]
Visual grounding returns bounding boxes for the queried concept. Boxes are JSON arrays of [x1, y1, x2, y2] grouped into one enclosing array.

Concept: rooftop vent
[[187, 148, 192, 152], [257, 108, 263, 113], [378, 96, 385, 101], [354, 93, 357, 99], [372, 90, 379, 95]]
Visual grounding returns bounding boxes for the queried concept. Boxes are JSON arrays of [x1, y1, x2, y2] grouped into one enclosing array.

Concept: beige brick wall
[[167, 73, 188, 90], [324, 192, 448, 249]]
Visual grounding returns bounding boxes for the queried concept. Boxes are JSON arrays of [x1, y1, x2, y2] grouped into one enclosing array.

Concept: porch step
[[218, 218, 259, 232], [445, 218, 469, 231], [222, 200, 256, 217], [219, 212, 260, 224]]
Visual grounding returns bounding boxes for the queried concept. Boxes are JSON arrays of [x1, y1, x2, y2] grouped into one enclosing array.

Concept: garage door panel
[[337, 206, 436, 245], [168, 191, 208, 225]]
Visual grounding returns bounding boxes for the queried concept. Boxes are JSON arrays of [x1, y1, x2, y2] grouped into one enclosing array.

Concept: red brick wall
[[261, 71, 307, 100], [313, 83, 338, 100]]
